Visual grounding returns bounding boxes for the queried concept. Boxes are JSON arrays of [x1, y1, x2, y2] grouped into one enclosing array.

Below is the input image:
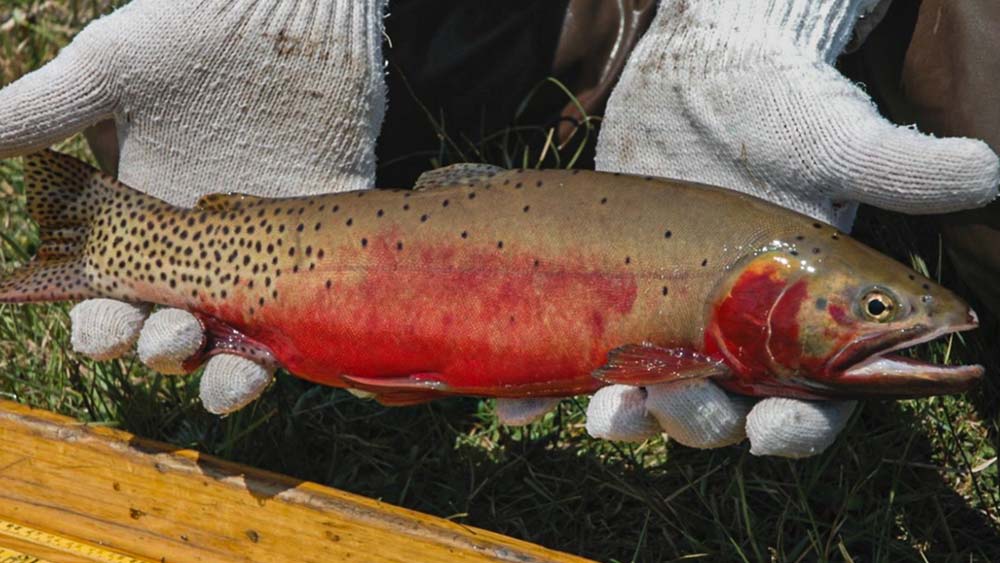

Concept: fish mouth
[[825, 310, 983, 397]]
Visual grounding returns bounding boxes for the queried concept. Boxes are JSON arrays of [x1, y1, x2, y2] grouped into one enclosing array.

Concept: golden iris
[[861, 290, 896, 322]]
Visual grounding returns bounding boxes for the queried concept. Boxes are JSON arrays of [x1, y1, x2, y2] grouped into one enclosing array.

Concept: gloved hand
[[0, 0, 387, 413], [501, 0, 1000, 458]]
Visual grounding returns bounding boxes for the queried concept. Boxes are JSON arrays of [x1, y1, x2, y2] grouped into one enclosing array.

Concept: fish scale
[[0, 150, 983, 402]]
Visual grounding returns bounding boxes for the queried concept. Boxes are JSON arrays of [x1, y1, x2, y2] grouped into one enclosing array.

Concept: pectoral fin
[[593, 343, 730, 386]]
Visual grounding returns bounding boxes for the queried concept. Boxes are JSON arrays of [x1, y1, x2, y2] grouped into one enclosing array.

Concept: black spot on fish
[[816, 298, 827, 310], [664, 230, 672, 239], [662, 286, 669, 296], [346, 218, 353, 227], [625, 256, 631, 265], [442, 200, 449, 207], [420, 214, 429, 222], [497, 241, 504, 249], [396, 241, 403, 251], [812, 223, 822, 229], [701, 259, 708, 267], [377, 209, 384, 217], [461, 231, 468, 239], [812, 248, 821, 254], [600, 197, 607, 204], [468, 193, 476, 200], [523, 205, 530, 213], [361, 238, 368, 248]]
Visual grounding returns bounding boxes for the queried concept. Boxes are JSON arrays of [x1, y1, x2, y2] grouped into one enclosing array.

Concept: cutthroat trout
[[0, 151, 984, 404]]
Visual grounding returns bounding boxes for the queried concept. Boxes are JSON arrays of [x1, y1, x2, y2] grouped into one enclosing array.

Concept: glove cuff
[[650, 0, 883, 70]]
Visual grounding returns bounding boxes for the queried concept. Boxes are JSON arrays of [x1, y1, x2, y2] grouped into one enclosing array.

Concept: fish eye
[[860, 290, 896, 322]]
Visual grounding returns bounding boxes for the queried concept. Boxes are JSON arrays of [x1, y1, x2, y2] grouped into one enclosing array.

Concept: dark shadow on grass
[[109, 367, 997, 563]]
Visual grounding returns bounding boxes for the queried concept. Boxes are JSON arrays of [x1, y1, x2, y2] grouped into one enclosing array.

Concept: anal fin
[[181, 314, 279, 372], [593, 343, 730, 386]]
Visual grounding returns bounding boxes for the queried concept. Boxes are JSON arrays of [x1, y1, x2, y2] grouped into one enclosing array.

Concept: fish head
[[704, 233, 982, 399]]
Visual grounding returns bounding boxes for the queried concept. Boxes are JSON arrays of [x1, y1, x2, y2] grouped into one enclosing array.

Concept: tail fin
[[1, 150, 125, 303]]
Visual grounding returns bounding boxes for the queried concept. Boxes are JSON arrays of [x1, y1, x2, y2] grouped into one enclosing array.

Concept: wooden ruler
[[0, 520, 148, 563], [0, 400, 591, 563]]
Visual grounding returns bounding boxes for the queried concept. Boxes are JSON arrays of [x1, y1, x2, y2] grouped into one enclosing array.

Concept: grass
[[1, 3, 998, 562]]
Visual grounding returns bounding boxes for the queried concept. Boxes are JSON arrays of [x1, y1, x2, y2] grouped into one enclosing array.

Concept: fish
[[0, 150, 985, 404]]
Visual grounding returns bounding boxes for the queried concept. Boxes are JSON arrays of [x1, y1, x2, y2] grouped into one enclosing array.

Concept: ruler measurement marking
[[0, 520, 147, 563]]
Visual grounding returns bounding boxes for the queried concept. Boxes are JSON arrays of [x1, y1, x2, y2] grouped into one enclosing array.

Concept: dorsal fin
[[413, 163, 506, 190], [195, 193, 264, 212]]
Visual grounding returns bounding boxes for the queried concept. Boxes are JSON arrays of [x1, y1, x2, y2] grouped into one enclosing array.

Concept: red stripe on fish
[[221, 231, 639, 396]]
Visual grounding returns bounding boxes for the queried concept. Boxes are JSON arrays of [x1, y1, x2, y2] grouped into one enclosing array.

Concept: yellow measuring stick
[[0, 520, 147, 563], [0, 545, 50, 563]]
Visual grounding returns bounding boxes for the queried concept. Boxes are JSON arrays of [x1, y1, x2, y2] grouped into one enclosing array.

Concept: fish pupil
[[867, 299, 887, 316]]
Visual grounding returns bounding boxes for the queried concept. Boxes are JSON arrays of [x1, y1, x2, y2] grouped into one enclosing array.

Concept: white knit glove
[[598, 0, 999, 231], [0, 0, 387, 414], [582, 0, 1000, 458]]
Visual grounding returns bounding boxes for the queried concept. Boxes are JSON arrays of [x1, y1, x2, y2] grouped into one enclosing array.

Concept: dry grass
[[1, 3, 998, 562]]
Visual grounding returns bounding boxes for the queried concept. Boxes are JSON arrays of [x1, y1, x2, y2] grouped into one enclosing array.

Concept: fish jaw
[[820, 311, 983, 398], [835, 356, 983, 397]]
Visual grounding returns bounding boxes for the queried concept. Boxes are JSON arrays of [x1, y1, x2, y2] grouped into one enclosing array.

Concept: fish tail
[[0, 149, 160, 303]]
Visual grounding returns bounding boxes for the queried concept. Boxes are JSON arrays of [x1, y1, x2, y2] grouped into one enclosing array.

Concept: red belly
[[218, 237, 640, 397]]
